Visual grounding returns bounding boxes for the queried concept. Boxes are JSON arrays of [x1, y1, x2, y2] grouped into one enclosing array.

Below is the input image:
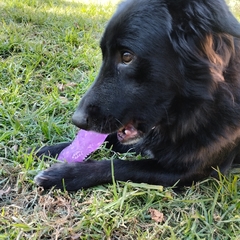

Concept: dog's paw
[[34, 171, 51, 188], [34, 162, 76, 189], [34, 162, 94, 191], [34, 160, 111, 191], [34, 168, 64, 190]]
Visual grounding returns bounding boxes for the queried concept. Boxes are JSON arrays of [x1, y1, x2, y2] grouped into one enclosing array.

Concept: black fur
[[34, 0, 240, 191]]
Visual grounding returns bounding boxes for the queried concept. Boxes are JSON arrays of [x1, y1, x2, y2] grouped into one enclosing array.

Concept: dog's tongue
[[57, 130, 108, 162]]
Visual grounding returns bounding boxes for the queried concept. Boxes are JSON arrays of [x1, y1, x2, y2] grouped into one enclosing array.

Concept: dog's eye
[[122, 52, 134, 64]]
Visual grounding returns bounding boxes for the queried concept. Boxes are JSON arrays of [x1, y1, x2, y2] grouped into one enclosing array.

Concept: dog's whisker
[[115, 118, 124, 128], [163, 106, 170, 125]]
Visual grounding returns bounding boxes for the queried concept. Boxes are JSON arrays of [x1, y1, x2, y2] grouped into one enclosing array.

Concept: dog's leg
[[34, 159, 181, 191], [33, 142, 71, 159]]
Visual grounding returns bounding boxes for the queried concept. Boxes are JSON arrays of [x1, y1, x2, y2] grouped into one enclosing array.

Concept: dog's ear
[[167, 0, 240, 37]]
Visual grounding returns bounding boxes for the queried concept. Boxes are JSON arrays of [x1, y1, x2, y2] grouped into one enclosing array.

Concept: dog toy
[[57, 130, 108, 162]]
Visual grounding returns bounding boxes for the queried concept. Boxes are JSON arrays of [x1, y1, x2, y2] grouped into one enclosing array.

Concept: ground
[[0, 0, 240, 239]]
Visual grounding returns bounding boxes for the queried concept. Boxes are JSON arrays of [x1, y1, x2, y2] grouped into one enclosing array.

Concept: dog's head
[[72, 0, 240, 144]]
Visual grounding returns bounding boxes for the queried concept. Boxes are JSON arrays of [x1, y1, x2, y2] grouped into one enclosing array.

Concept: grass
[[0, 0, 240, 239]]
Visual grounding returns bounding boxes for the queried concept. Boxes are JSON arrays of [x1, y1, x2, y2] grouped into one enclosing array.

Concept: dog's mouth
[[117, 122, 144, 145]]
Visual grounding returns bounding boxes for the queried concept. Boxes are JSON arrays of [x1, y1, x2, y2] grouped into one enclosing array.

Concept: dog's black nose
[[72, 109, 89, 130]]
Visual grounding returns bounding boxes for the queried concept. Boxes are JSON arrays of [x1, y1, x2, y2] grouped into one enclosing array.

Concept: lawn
[[0, 0, 240, 239]]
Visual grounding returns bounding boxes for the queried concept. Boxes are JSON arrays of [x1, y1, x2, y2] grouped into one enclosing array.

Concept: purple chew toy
[[57, 130, 108, 162]]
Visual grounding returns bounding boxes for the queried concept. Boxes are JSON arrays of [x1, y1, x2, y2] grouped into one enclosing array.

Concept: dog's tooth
[[124, 129, 131, 136]]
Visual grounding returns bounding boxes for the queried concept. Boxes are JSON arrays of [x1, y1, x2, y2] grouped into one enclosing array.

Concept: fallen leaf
[[71, 233, 82, 240], [65, 82, 77, 88], [59, 96, 69, 103], [0, 187, 11, 198], [57, 82, 77, 91], [57, 83, 64, 91], [12, 144, 19, 152], [149, 208, 164, 223]]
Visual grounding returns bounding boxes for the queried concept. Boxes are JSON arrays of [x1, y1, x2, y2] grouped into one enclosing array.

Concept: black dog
[[34, 0, 240, 191]]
